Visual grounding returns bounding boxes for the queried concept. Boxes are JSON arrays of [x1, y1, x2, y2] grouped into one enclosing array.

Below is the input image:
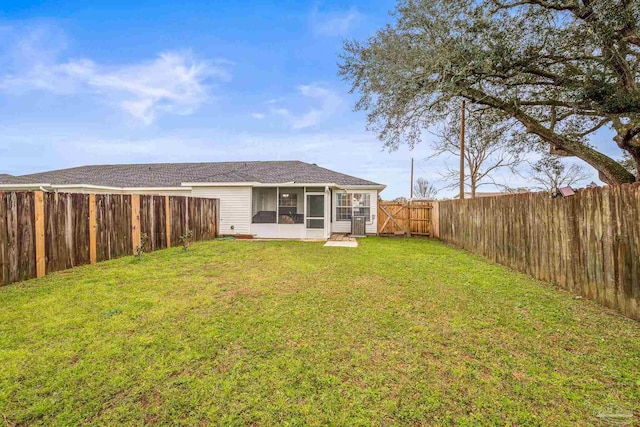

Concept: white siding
[[331, 189, 379, 235], [305, 229, 325, 239], [191, 186, 251, 235], [250, 224, 306, 239]]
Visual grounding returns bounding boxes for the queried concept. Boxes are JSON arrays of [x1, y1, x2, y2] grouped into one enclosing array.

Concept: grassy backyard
[[0, 238, 638, 426]]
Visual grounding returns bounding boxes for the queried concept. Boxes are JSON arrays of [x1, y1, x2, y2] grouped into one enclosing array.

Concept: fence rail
[[378, 201, 434, 236], [438, 184, 640, 321], [0, 191, 218, 286]]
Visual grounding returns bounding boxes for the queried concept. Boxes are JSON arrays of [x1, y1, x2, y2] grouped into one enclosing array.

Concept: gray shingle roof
[[0, 161, 382, 187], [0, 174, 20, 184]]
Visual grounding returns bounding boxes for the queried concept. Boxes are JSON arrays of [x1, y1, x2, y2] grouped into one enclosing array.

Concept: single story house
[[0, 161, 385, 239]]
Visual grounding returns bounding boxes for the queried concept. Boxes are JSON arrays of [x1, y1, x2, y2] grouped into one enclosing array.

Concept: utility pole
[[410, 157, 414, 200], [459, 100, 466, 200]]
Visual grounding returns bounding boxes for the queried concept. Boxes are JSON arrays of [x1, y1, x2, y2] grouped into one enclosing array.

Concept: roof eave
[[182, 182, 261, 187], [334, 184, 386, 191], [0, 183, 191, 192], [0, 183, 52, 189], [183, 182, 385, 189], [52, 184, 190, 192]]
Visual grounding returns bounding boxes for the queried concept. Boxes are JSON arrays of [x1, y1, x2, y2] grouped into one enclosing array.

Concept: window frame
[[251, 187, 277, 224], [277, 189, 303, 224], [278, 192, 297, 208], [336, 192, 371, 222]]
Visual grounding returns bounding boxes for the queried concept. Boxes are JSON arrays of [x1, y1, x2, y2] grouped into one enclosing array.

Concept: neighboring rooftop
[[0, 174, 20, 184], [0, 161, 381, 188]]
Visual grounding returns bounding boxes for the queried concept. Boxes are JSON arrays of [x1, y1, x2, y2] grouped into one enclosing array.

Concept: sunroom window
[[278, 187, 304, 224], [252, 188, 277, 223]]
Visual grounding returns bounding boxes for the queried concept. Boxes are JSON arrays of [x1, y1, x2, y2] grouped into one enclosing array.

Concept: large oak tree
[[339, 0, 640, 183]]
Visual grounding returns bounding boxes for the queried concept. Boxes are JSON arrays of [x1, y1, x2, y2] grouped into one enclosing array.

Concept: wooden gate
[[378, 201, 433, 236]]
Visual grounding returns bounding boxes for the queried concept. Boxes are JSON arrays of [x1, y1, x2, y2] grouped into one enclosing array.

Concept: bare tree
[[530, 155, 591, 192], [413, 177, 438, 200], [431, 103, 522, 198]]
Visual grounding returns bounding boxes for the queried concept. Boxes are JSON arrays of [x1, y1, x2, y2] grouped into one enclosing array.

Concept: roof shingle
[[0, 161, 381, 187]]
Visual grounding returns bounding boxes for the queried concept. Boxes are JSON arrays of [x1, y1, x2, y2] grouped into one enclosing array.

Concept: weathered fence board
[[0, 193, 7, 284], [170, 196, 188, 246], [44, 192, 90, 273], [0, 192, 38, 283], [0, 191, 218, 286], [140, 195, 167, 252], [188, 196, 217, 242], [438, 184, 640, 320], [96, 194, 132, 262], [1, 192, 37, 284], [378, 201, 433, 236]]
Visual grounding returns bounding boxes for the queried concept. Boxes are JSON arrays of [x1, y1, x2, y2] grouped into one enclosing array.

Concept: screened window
[[278, 188, 303, 224], [252, 188, 277, 223], [336, 193, 371, 221], [279, 192, 297, 207]]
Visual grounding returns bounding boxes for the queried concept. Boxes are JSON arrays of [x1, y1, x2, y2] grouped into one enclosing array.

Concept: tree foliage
[[339, 0, 640, 183], [620, 152, 637, 174]]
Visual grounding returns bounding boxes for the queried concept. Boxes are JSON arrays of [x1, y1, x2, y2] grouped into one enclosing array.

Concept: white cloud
[[310, 6, 363, 37], [251, 112, 266, 119], [271, 83, 345, 129], [0, 25, 231, 124]]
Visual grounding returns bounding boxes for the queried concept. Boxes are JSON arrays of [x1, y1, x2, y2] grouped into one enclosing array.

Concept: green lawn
[[1, 238, 638, 426]]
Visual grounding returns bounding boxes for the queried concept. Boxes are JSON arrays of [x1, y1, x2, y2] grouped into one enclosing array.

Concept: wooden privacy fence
[[378, 201, 434, 236], [438, 184, 640, 321], [0, 191, 219, 286]]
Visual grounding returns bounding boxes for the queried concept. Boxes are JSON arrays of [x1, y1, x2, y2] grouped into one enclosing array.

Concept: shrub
[[136, 233, 149, 260], [179, 229, 194, 251]]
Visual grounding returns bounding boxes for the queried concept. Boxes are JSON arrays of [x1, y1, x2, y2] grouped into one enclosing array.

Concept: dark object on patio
[[252, 211, 277, 223], [278, 207, 297, 216], [278, 214, 304, 224]]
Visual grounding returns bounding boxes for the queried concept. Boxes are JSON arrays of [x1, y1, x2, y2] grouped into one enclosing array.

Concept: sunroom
[[250, 186, 330, 239]]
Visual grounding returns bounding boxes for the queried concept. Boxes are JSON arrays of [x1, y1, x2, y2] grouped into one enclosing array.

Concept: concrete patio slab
[[324, 240, 358, 248]]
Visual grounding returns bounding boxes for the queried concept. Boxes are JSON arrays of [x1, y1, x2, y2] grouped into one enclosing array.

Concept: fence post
[[131, 195, 141, 255], [407, 201, 412, 237], [165, 196, 171, 248], [34, 191, 46, 278], [89, 194, 97, 263]]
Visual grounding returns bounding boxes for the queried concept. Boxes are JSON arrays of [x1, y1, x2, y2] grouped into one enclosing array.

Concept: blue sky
[[0, 0, 600, 198]]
